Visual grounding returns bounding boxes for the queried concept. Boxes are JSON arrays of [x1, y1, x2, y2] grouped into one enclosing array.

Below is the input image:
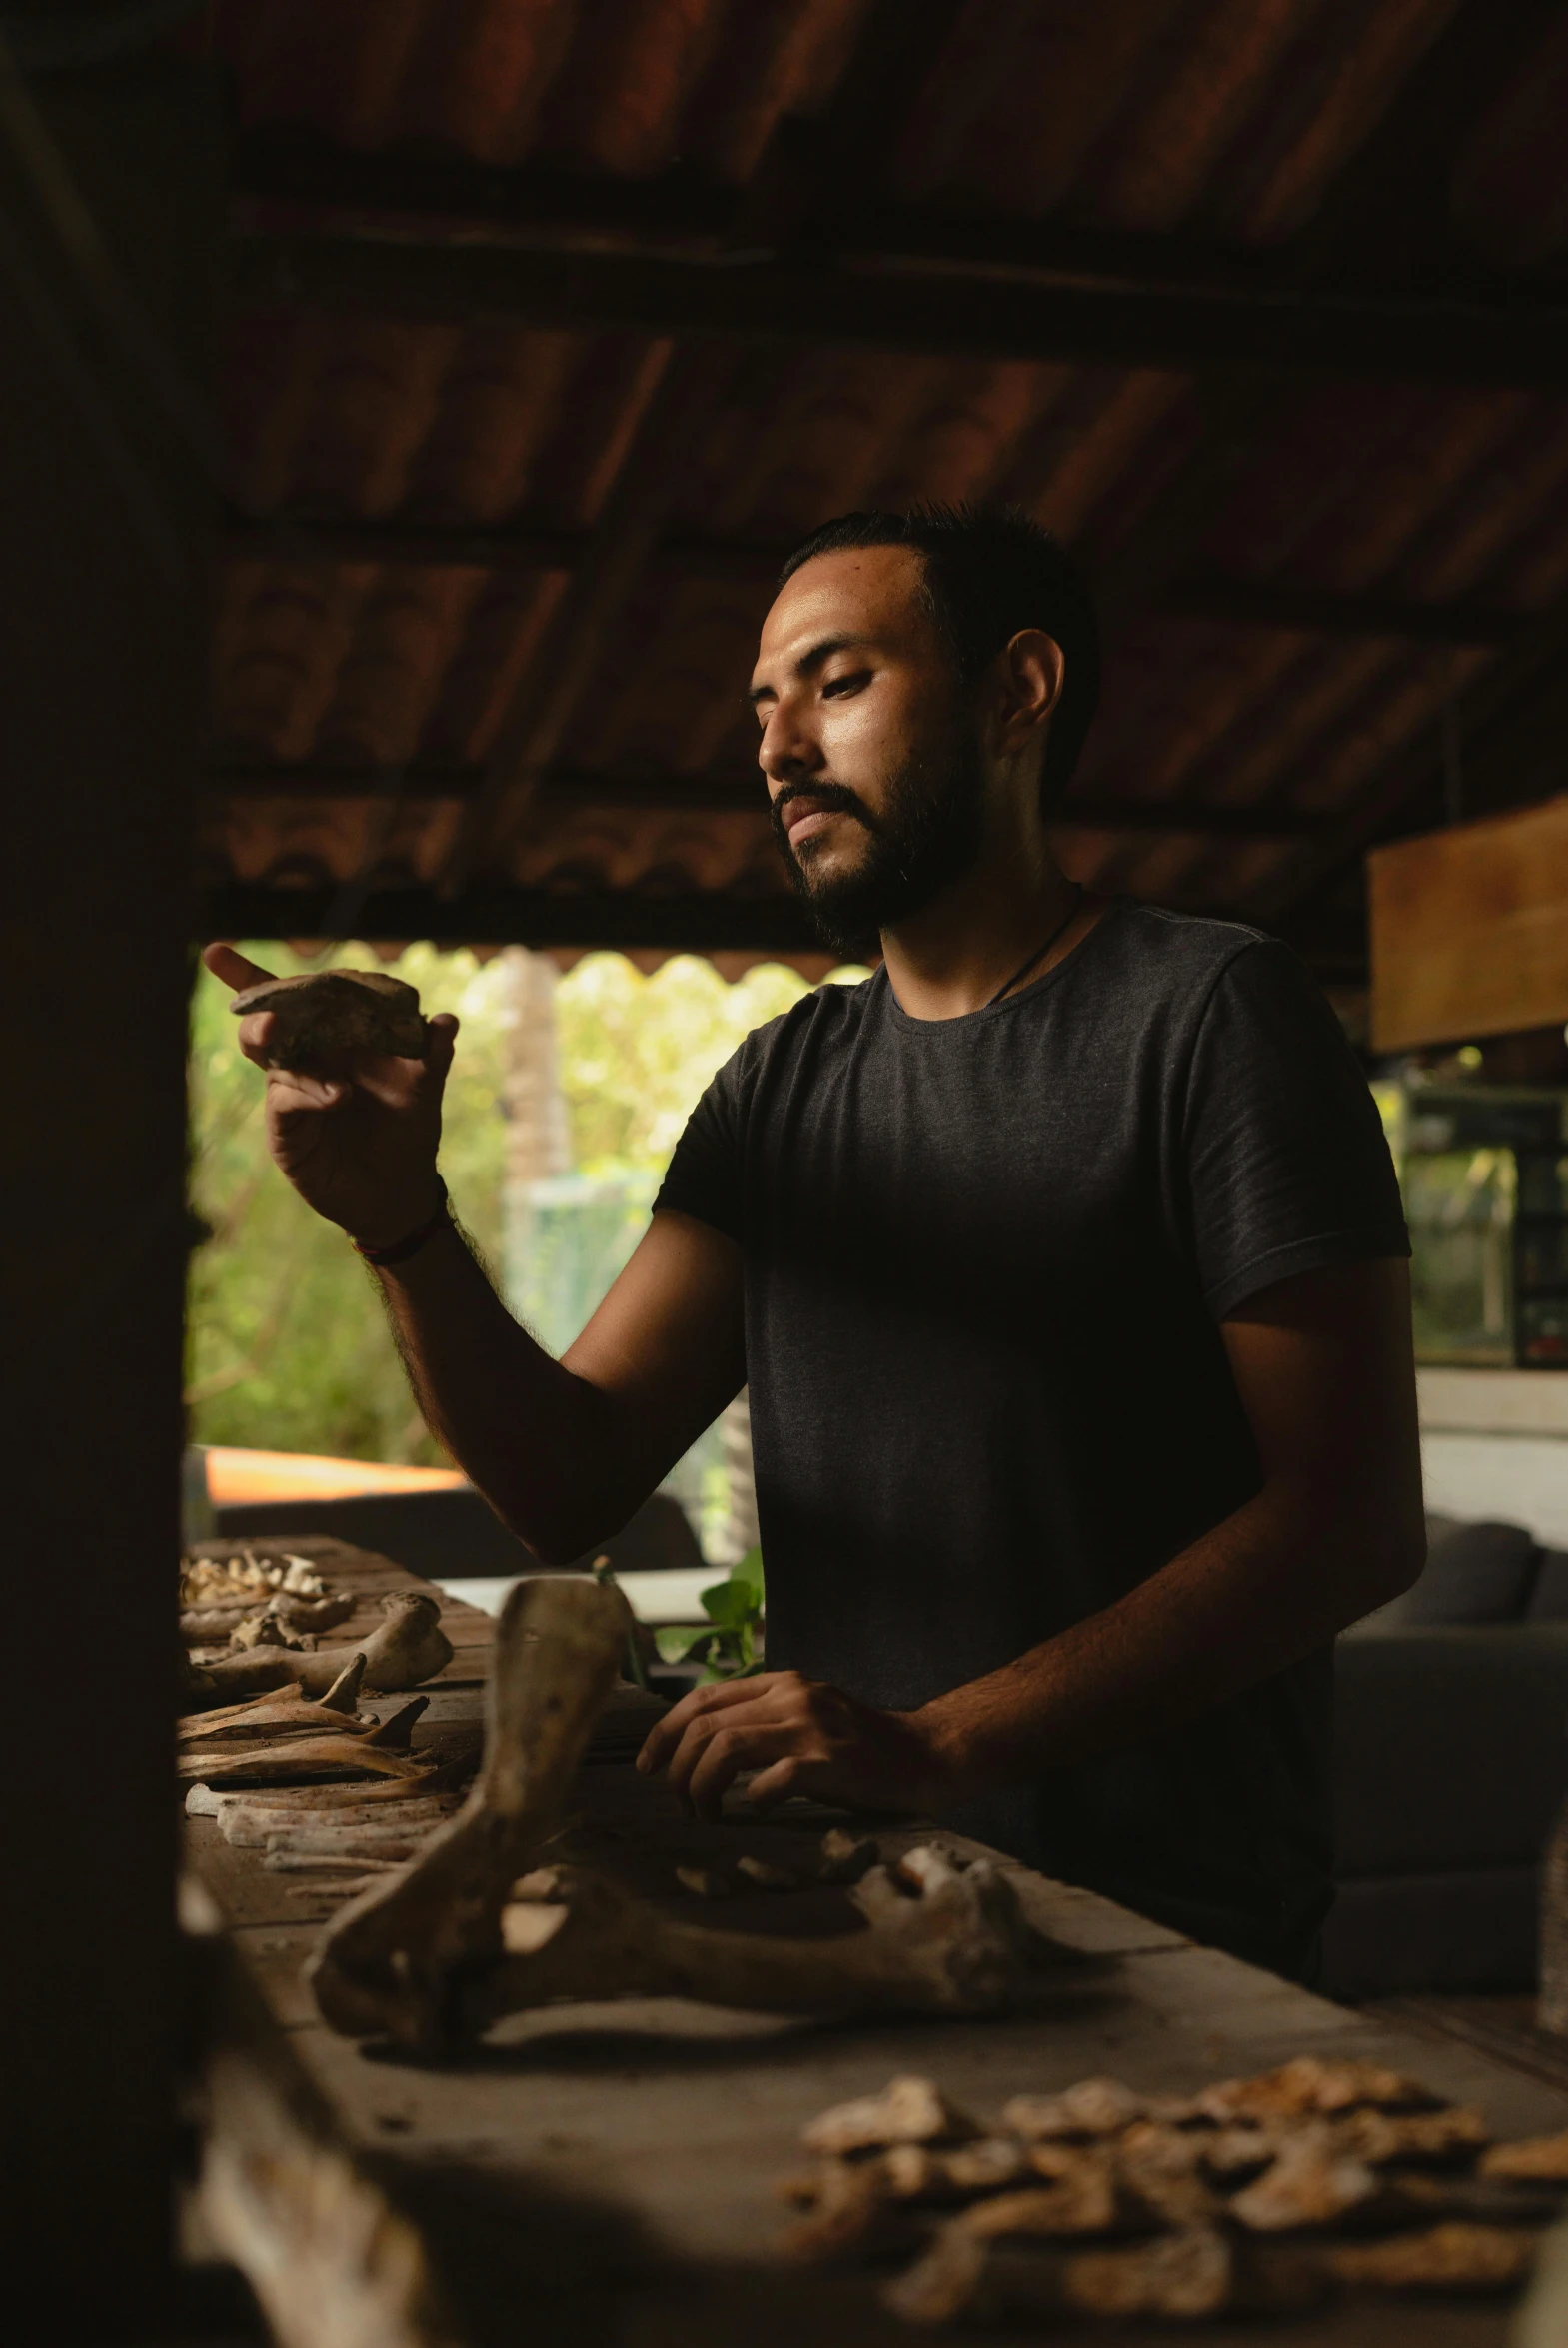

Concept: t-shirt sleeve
[[652, 1045, 749, 1244], [1181, 940, 1408, 1320]]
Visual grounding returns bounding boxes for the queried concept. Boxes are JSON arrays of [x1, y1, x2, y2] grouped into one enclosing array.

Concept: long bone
[[176, 1698, 430, 1787], [454, 1851, 1059, 2039], [182, 1594, 451, 1709], [178, 1663, 368, 1745], [310, 1576, 630, 2045], [310, 1579, 1067, 2049]]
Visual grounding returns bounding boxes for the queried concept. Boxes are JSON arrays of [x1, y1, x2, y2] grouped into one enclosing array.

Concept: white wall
[[1420, 1371, 1568, 1546]]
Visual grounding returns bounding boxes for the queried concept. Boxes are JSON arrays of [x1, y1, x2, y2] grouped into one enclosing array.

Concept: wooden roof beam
[[204, 763, 1318, 839], [220, 515, 1528, 648], [231, 230, 1568, 391]]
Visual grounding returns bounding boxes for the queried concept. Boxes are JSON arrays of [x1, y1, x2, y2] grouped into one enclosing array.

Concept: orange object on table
[[202, 1445, 467, 1508]]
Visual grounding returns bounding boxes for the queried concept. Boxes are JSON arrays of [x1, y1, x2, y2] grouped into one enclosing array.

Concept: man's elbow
[[1352, 1506, 1426, 1610]]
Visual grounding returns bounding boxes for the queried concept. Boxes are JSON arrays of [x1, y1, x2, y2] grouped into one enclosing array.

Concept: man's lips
[[777, 790, 867, 848]]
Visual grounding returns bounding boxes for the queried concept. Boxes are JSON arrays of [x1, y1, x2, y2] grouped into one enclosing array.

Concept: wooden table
[[187, 1541, 1568, 2346]]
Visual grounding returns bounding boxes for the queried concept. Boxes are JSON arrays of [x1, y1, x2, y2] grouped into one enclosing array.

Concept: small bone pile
[[779, 2061, 1568, 2325], [180, 1549, 353, 1652], [181, 1590, 454, 1711]]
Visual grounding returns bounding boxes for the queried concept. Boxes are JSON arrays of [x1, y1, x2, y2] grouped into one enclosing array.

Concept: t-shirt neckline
[[878, 897, 1125, 1033]]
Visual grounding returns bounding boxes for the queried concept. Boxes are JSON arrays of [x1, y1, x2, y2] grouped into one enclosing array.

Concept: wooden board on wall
[[1370, 796, 1568, 1051]]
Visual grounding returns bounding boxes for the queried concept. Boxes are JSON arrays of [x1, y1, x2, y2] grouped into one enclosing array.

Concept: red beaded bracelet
[[352, 1178, 449, 1267]]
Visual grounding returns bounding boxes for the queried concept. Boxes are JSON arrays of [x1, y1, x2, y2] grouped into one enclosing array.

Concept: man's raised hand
[[200, 943, 457, 1251]]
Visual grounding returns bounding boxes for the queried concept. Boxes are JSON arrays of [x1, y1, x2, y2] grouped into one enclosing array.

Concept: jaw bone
[[309, 1578, 1066, 2052], [309, 1576, 628, 2047], [183, 1594, 452, 1709]]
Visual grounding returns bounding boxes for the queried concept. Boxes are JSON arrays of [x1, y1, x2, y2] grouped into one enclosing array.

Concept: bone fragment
[[186, 1761, 471, 1819], [1337, 2105, 1490, 2165], [214, 1798, 459, 1849], [1002, 2076, 1145, 2139], [1061, 2226, 1236, 2320], [880, 2223, 993, 2325], [1115, 2121, 1221, 2226], [265, 1852, 405, 1876], [178, 1679, 371, 1745], [802, 2075, 975, 2156], [268, 1829, 428, 1865], [778, 2159, 908, 2264], [183, 1595, 451, 1708], [181, 1550, 328, 1605], [819, 1828, 877, 1882], [882, 2139, 1029, 2201], [1198, 2054, 1432, 2122], [1228, 2122, 1379, 2231], [177, 1731, 430, 1788], [737, 1855, 796, 1891], [1329, 2221, 1536, 2292], [1196, 2124, 1284, 2180], [676, 1866, 731, 1899], [1482, 2132, 1568, 2183], [310, 1576, 630, 2046], [893, 1845, 964, 1894], [229, 968, 429, 1070], [961, 2158, 1121, 2239]]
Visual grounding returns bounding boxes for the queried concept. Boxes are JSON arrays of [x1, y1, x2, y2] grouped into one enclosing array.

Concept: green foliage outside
[[187, 946, 861, 1467], [655, 1547, 766, 1680]]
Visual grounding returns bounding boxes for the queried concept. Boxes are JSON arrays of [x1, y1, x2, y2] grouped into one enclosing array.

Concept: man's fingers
[[637, 1672, 785, 1773], [267, 1069, 346, 1115], [203, 941, 275, 994], [684, 1722, 784, 1820]]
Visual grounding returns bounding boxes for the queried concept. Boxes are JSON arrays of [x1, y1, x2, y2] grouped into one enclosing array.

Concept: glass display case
[[1375, 1081, 1568, 1367]]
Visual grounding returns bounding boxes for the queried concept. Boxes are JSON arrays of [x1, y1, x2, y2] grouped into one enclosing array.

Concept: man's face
[[749, 545, 987, 957]]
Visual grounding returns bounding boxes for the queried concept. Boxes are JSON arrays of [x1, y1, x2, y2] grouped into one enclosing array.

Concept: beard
[[770, 718, 989, 960]]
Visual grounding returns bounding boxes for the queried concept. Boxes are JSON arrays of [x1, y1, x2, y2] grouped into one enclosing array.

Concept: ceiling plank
[[221, 514, 1527, 647], [231, 230, 1568, 391], [205, 762, 1318, 838], [198, 882, 822, 952]]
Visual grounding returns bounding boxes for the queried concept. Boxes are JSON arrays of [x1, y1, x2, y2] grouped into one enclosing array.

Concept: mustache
[[771, 779, 883, 839]]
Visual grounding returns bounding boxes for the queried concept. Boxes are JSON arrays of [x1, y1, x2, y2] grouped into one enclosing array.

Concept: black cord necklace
[[982, 883, 1085, 1010]]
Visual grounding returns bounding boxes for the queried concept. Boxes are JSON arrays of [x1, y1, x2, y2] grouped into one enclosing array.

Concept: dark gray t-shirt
[[654, 902, 1408, 1976]]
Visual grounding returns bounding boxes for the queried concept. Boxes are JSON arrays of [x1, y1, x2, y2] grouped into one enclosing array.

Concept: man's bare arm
[[201, 944, 745, 1563], [640, 1257, 1425, 1817], [378, 1208, 744, 1562]]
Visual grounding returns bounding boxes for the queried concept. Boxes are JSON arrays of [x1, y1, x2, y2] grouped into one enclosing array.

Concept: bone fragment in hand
[[676, 1866, 730, 1898], [737, 1855, 796, 1890], [1329, 2222, 1536, 2292], [309, 1575, 631, 2046], [183, 1594, 451, 1707], [1002, 2076, 1146, 2139], [818, 1828, 877, 1882], [1483, 2133, 1568, 2183], [229, 968, 429, 1070], [802, 2076, 975, 2156]]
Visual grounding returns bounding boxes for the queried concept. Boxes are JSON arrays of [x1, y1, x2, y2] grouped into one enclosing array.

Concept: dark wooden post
[[0, 48, 215, 2332]]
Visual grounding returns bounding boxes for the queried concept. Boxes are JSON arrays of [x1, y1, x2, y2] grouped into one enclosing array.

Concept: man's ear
[[995, 629, 1065, 751]]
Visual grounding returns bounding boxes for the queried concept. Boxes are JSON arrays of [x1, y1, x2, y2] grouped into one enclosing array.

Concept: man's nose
[[759, 700, 822, 788]]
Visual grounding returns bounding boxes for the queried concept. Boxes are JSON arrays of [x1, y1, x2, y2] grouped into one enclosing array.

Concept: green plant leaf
[[731, 1544, 765, 1598], [655, 1623, 714, 1664], [700, 1578, 757, 1629]]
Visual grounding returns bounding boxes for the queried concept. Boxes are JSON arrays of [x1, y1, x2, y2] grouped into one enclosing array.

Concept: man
[[207, 503, 1422, 1983]]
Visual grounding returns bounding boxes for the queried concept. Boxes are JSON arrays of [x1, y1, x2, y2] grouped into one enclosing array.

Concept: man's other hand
[[636, 1668, 960, 1822], [201, 943, 457, 1249]]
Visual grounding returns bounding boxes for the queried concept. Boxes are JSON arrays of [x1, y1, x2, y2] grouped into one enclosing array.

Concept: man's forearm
[[373, 1217, 639, 1562], [913, 1488, 1420, 1800]]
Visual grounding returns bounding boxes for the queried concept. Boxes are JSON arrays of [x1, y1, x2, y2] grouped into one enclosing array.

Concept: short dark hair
[[778, 502, 1099, 804]]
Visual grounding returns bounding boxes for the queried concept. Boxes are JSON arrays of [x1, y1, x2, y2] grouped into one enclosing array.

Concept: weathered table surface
[[189, 1540, 1568, 2346]]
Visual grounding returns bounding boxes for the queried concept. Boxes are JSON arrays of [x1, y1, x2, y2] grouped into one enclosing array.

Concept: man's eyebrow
[[748, 633, 869, 705]]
